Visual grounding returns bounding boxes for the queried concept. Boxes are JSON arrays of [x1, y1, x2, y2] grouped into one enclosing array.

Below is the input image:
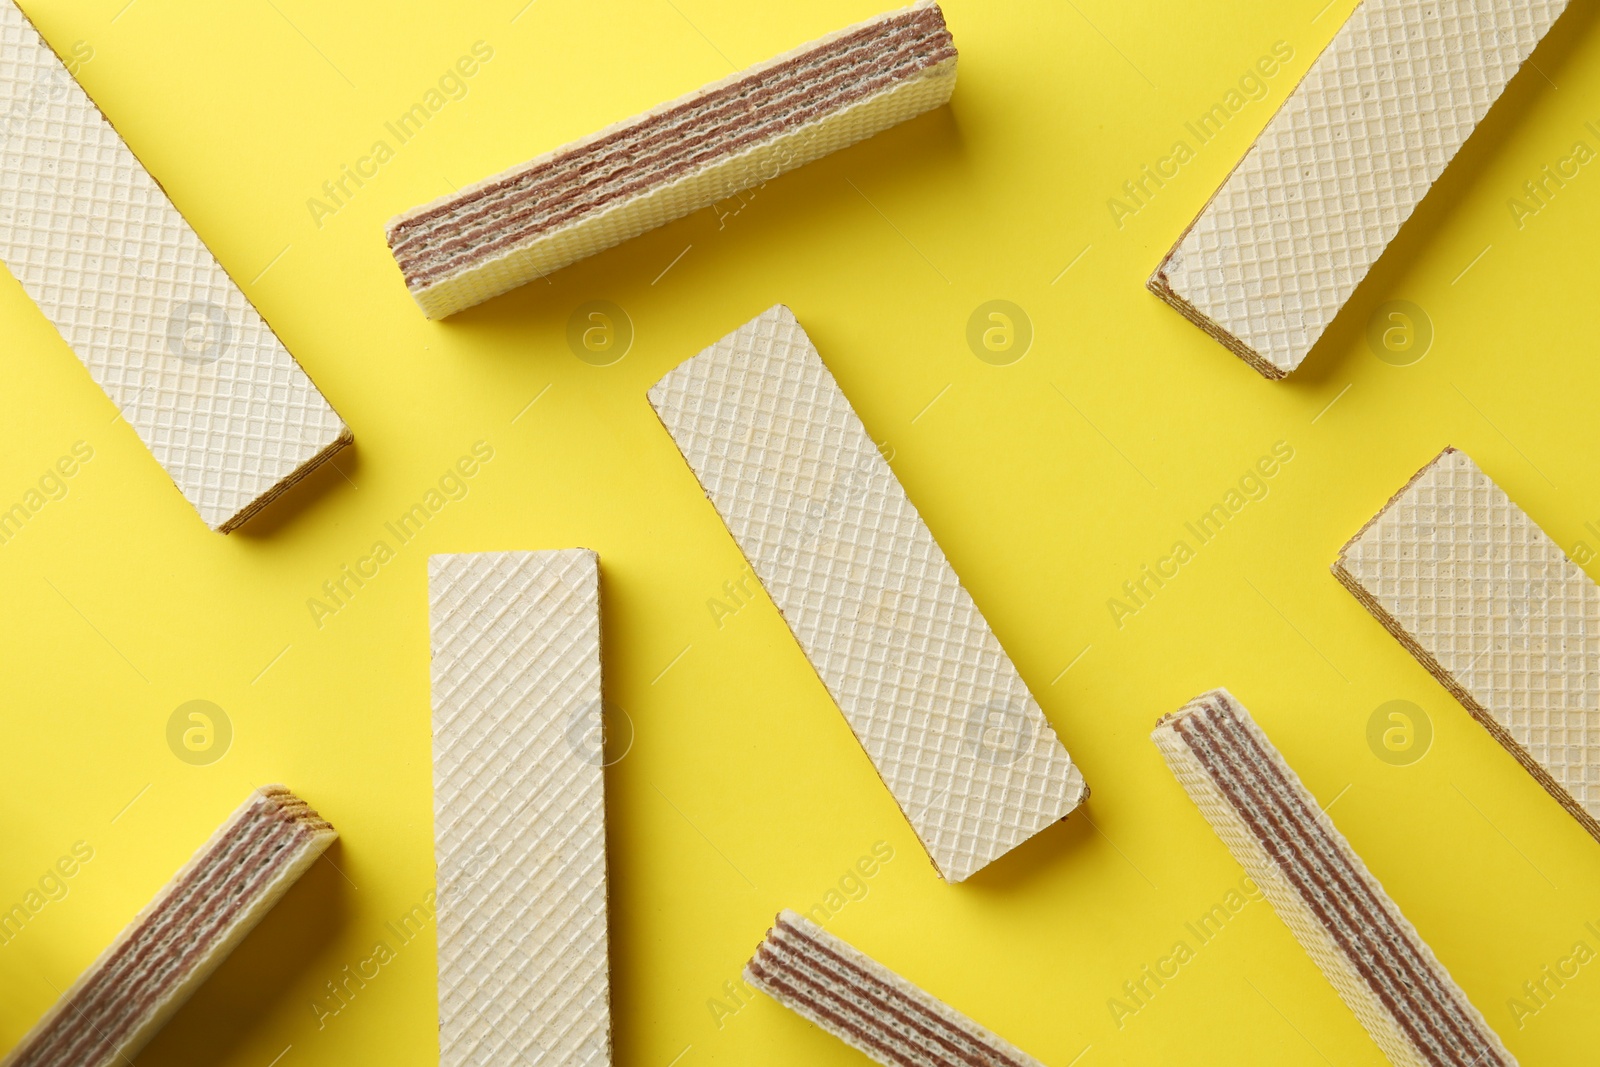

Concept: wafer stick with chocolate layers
[[1335, 446, 1600, 844], [1154, 690, 1515, 1067], [0, 1, 350, 530], [0, 787, 336, 1067], [385, 2, 958, 318], [1149, 0, 1569, 378], [648, 305, 1085, 884], [745, 910, 1046, 1067]]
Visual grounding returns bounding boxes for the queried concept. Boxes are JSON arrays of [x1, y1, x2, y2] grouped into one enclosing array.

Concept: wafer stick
[[429, 550, 611, 1066], [745, 910, 1046, 1067], [648, 305, 1085, 883], [1154, 691, 1514, 1067], [385, 2, 958, 318], [0, 787, 336, 1067], [1335, 446, 1600, 842], [1149, 0, 1568, 378], [0, 2, 350, 530]]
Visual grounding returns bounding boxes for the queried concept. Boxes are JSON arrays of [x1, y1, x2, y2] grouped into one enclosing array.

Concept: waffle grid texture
[[648, 305, 1085, 884], [745, 910, 1045, 1067], [385, 2, 956, 318], [1154, 691, 1514, 1067], [429, 550, 611, 1067], [0, 787, 336, 1067], [1335, 447, 1600, 841], [0, 1, 348, 530], [1150, 0, 1568, 377]]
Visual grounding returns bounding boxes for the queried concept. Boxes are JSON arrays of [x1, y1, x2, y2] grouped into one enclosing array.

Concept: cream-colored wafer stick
[[1149, 0, 1568, 378], [648, 305, 1085, 883], [0, 2, 350, 530], [1, 787, 336, 1067], [1335, 446, 1600, 842], [385, 2, 958, 318], [1155, 690, 1515, 1067], [745, 910, 1046, 1067], [429, 550, 611, 1066]]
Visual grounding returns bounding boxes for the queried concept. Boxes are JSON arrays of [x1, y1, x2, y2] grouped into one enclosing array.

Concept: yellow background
[[4, 0, 1600, 1063]]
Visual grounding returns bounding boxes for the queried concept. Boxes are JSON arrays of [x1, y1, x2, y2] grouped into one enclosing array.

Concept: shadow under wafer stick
[[1148, 0, 1570, 379], [1154, 691, 1515, 1067], [0, 2, 351, 532], [1334, 446, 1600, 844], [384, 2, 958, 319], [648, 305, 1086, 884], [745, 910, 1046, 1067], [429, 550, 611, 1066], [0, 787, 336, 1067]]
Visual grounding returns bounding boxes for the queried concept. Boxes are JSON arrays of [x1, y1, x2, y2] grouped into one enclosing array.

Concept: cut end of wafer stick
[[1147, 258, 1287, 380], [385, 2, 958, 318], [745, 910, 1046, 1067], [0, 2, 352, 531], [1154, 690, 1516, 1067], [1152, 0, 1569, 377], [216, 427, 354, 533], [646, 304, 1085, 883], [1333, 446, 1600, 846], [0, 786, 336, 1067]]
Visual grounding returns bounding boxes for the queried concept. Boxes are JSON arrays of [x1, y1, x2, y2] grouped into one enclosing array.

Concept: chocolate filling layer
[[748, 913, 1033, 1067], [388, 5, 954, 291], [772, 917, 1021, 1066], [750, 963, 921, 1067], [1172, 697, 1509, 1067], [9, 791, 331, 1067]]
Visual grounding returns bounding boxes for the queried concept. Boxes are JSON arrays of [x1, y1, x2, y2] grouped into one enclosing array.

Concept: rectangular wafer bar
[[648, 305, 1085, 883], [429, 549, 611, 1066], [1154, 690, 1514, 1067], [1148, 0, 1568, 378], [746, 910, 1046, 1067], [385, 2, 957, 318], [0, 2, 349, 531], [1335, 446, 1600, 843], [0, 786, 336, 1067]]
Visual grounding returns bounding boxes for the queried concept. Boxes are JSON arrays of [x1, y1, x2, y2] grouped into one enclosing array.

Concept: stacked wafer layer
[[745, 911, 1045, 1067], [1149, 0, 1569, 377], [1335, 447, 1600, 842], [1154, 690, 1513, 1067], [648, 305, 1084, 883], [386, 2, 958, 317], [429, 550, 612, 1066], [0, 1, 350, 530], [1, 787, 336, 1067]]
